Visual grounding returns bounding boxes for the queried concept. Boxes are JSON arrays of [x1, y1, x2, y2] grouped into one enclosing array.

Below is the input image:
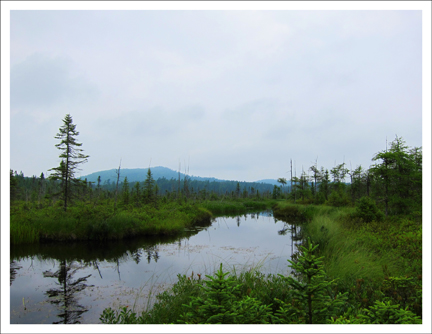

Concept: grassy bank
[[273, 201, 422, 316], [200, 198, 275, 216], [278, 202, 422, 278], [10, 198, 275, 244], [10, 200, 212, 244]]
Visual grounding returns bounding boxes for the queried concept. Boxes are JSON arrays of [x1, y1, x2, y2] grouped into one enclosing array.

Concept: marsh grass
[[275, 202, 422, 314], [11, 198, 275, 244], [200, 199, 273, 216], [10, 220, 39, 244], [10, 201, 212, 244], [303, 206, 408, 282]]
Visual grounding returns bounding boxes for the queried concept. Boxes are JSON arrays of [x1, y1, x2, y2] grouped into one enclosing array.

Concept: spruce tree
[[143, 168, 156, 204], [49, 114, 89, 211], [121, 176, 130, 205]]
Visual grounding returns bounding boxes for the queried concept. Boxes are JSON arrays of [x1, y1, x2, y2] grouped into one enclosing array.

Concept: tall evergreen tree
[[49, 114, 89, 211], [121, 176, 130, 205], [143, 168, 156, 204]]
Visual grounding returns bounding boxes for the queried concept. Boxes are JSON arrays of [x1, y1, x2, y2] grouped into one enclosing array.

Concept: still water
[[10, 211, 301, 324]]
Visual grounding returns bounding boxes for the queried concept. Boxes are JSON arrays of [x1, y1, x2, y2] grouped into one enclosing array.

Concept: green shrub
[[358, 300, 421, 324], [381, 276, 422, 316], [179, 263, 274, 324], [314, 192, 326, 205], [274, 240, 348, 324], [353, 196, 384, 223], [327, 190, 350, 207], [100, 306, 143, 324]]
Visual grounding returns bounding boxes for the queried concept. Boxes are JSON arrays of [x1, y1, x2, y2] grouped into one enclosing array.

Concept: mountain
[[80, 166, 228, 184], [255, 179, 279, 186]]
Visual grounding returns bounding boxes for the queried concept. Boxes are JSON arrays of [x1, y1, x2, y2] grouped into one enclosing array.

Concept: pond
[[10, 211, 302, 324]]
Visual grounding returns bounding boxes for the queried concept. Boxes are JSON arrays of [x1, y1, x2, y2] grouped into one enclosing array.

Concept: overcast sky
[[2, 3, 432, 334], [4, 4, 430, 183]]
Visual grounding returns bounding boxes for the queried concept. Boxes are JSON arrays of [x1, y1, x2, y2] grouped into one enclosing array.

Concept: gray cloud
[[11, 53, 99, 109]]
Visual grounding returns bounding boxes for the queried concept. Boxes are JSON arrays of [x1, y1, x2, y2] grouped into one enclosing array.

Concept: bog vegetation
[[10, 114, 422, 324]]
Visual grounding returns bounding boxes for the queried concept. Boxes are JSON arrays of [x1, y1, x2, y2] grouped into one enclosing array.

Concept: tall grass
[[303, 206, 414, 282], [10, 201, 212, 244], [273, 201, 422, 315], [10, 197, 273, 244], [10, 218, 39, 244], [201, 198, 273, 216]]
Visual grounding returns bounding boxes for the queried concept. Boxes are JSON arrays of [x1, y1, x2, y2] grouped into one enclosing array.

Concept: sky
[[3, 2, 431, 185], [1, 2, 432, 334]]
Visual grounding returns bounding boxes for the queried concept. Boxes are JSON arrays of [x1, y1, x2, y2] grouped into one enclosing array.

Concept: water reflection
[[10, 261, 22, 286], [144, 245, 160, 264], [43, 260, 93, 324], [10, 211, 303, 324], [11, 219, 210, 265]]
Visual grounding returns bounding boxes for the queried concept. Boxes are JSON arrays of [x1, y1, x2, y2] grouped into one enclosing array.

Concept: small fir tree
[[143, 168, 156, 204], [275, 240, 347, 324]]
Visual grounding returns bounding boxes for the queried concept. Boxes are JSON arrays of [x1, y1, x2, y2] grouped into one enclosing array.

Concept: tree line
[[10, 114, 422, 216], [276, 136, 422, 216]]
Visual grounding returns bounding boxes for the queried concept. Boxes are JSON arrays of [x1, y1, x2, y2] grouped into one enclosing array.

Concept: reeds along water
[[10, 220, 39, 244], [9, 201, 213, 244], [200, 199, 272, 215]]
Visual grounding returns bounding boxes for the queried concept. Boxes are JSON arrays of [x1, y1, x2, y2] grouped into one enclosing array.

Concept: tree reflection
[[145, 245, 160, 264], [43, 260, 93, 324], [131, 249, 143, 264], [10, 260, 22, 286], [278, 222, 289, 235]]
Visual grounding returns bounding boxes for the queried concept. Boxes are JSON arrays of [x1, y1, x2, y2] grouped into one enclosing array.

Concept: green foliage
[[313, 192, 326, 205], [328, 300, 421, 324], [10, 169, 19, 201], [353, 196, 384, 223], [121, 176, 130, 205], [48, 114, 89, 211], [274, 202, 422, 321], [10, 201, 212, 244], [358, 300, 421, 324], [371, 136, 422, 215], [143, 168, 157, 205], [272, 185, 282, 199], [272, 203, 319, 224], [327, 189, 350, 207], [275, 240, 348, 324], [100, 306, 143, 324], [381, 276, 422, 316], [201, 199, 272, 216], [10, 217, 39, 244], [179, 263, 274, 324]]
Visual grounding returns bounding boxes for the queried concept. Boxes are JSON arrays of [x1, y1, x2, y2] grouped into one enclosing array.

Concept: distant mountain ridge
[[81, 166, 278, 185], [255, 179, 280, 186]]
